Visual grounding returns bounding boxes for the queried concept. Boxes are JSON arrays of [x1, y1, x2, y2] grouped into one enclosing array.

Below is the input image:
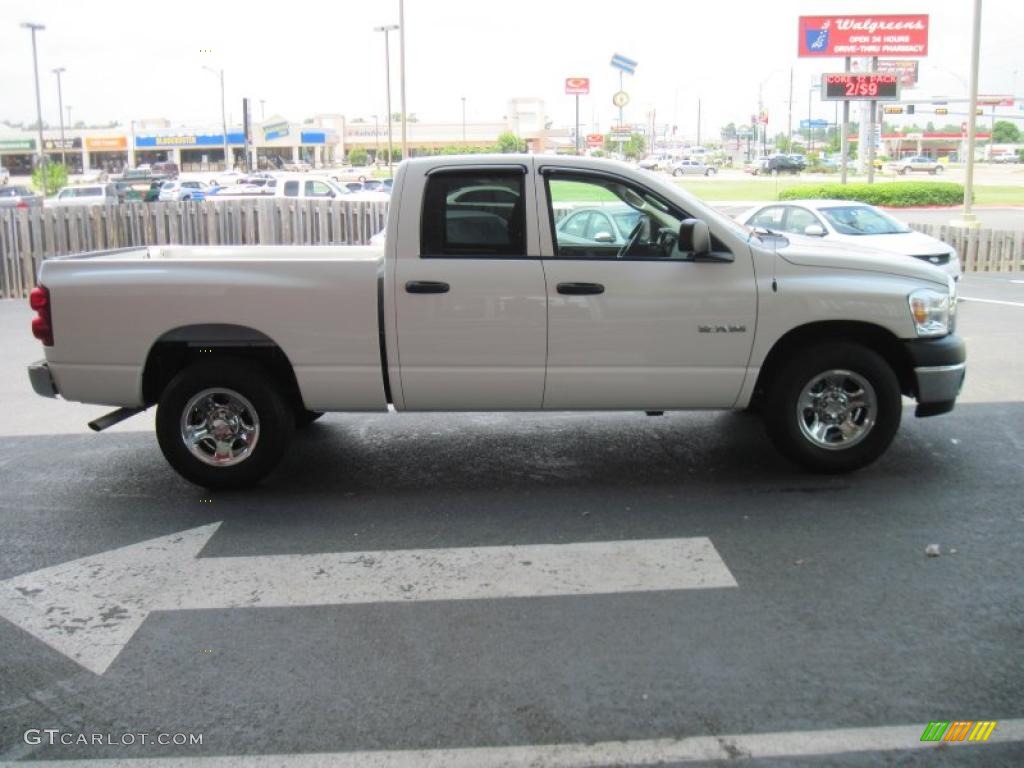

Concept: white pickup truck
[[27, 155, 965, 488]]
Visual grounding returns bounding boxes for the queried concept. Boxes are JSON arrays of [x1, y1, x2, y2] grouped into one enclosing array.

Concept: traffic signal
[[935, 107, 949, 115], [883, 105, 904, 114]]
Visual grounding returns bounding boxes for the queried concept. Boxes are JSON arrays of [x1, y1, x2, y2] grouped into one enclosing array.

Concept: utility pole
[[375, 24, 399, 176], [202, 66, 229, 172], [260, 99, 266, 121], [787, 68, 794, 151], [398, 0, 408, 159], [461, 96, 466, 144], [21, 22, 46, 171], [954, 0, 983, 228], [696, 100, 701, 146], [53, 67, 67, 166]]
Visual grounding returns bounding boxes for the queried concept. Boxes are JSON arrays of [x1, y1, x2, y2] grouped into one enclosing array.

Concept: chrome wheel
[[796, 370, 877, 451], [180, 388, 260, 467]]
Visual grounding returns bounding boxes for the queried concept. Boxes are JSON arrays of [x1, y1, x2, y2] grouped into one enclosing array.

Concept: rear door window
[[283, 181, 300, 197], [420, 170, 526, 257]]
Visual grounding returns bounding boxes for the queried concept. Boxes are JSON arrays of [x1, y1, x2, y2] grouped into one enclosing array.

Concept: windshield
[[819, 205, 912, 235]]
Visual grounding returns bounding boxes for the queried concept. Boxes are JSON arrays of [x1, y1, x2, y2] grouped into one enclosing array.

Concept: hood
[[772, 235, 950, 287]]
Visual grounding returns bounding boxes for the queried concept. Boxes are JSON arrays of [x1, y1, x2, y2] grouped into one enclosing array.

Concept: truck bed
[[38, 245, 388, 411]]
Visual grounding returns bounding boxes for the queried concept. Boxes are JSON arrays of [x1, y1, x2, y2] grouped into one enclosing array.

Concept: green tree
[[992, 120, 1021, 144], [496, 131, 526, 153], [720, 122, 737, 141], [774, 134, 792, 152], [32, 162, 68, 196], [379, 148, 402, 163], [348, 147, 369, 166]]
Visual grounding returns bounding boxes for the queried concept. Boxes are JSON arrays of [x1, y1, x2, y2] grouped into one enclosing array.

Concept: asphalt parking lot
[[0, 276, 1022, 766]]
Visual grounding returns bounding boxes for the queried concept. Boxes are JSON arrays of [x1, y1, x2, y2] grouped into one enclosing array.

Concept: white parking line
[[959, 296, 1024, 308], [7, 719, 1023, 766]]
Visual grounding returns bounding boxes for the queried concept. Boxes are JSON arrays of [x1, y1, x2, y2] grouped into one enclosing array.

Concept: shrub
[[348, 148, 368, 166], [32, 162, 68, 196], [778, 181, 966, 207]]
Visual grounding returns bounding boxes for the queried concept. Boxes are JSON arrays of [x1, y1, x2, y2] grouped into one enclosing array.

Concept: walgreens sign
[[798, 15, 928, 57]]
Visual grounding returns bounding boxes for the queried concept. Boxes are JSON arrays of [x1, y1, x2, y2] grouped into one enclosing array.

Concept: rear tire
[[762, 342, 901, 473], [156, 358, 295, 489]]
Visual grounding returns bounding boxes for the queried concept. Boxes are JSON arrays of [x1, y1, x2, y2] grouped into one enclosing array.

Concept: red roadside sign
[[565, 77, 590, 95], [585, 133, 603, 148], [798, 15, 928, 57]]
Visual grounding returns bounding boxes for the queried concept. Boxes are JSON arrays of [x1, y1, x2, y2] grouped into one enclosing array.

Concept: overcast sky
[[0, 0, 1020, 137]]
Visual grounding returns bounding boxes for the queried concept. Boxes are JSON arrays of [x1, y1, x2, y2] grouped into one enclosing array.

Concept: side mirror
[[803, 224, 826, 237], [593, 232, 615, 243], [678, 218, 711, 257]]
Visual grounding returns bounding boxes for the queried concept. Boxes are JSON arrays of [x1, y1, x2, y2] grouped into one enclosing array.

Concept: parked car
[[281, 159, 312, 172], [739, 200, 961, 280], [48, 184, 120, 207], [671, 160, 717, 177], [787, 154, 808, 169], [0, 185, 43, 209], [157, 180, 210, 202], [990, 153, 1020, 164], [211, 174, 353, 201], [27, 154, 964, 488], [152, 161, 179, 179], [638, 154, 672, 171], [746, 155, 803, 175], [555, 205, 643, 246], [887, 156, 943, 175]]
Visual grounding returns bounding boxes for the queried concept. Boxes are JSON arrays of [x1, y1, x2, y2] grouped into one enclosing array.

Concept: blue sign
[[264, 123, 289, 141], [300, 131, 326, 145], [135, 131, 246, 148], [610, 53, 638, 76], [800, 119, 830, 129], [805, 26, 829, 54]]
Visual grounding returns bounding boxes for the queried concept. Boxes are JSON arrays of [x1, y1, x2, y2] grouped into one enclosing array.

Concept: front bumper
[[903, 335, 966, 417], [28, 360, 58, 398]]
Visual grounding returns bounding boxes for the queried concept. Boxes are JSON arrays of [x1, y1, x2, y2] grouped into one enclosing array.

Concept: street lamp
[[21, 22, 46, 171], [374, 24, 399, 176], [371, 114, 380, 164], [53, 67, 67, 167], [461, 96, 466, 144], [808, 85, 817, 153], [202, 66, 230, 172]]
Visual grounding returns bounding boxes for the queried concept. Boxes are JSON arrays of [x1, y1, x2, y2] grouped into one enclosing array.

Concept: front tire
[[763, 343, 901, 473], [156, 358, 295, 489]]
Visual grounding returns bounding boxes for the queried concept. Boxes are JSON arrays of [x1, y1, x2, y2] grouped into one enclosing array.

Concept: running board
[[88, 407, 145, 432]]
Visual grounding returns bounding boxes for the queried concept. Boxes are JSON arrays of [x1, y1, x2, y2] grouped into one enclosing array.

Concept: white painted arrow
[[0, 523, 736, 675]]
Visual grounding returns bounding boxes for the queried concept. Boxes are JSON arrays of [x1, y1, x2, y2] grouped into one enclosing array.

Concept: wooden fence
[[907, 222, 1024, 274], [1, 201, 1020, 300], [0, 199, 389, 299]]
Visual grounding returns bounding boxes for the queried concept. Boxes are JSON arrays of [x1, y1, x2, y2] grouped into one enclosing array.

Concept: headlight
[[909, 288, 951, 337]]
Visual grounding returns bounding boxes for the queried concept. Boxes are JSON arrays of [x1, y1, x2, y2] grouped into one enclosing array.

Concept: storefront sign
[[877, 60, 919, 87], [798, 15, 929, 57], [43, 137, 83, 150], [300, 131, 326, 145], [85, 136, 127, 150], [263, 122, 289, 141], [136, 133, 246, 147], [0, 139, 36, 151], [565, 78, 590, 96]]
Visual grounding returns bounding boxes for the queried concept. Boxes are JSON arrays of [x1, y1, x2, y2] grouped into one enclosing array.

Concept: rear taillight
[[16, 200, 28, 210], [30, 285, 53, 346]]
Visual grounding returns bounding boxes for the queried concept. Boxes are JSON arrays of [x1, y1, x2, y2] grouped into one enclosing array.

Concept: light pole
[[374, 24, 399, 176], [53, 67, 67, 166], [66, 105, 72, 130], [461, 97, 466, 144], [953, 0, 983, 229], [260, 99, 266, 121], [21, 22, 46, 171], [398, 0, 408, 159], [372, 114, 380, 164], [203, 66, 230, 172], [808, 85, 816, 153]]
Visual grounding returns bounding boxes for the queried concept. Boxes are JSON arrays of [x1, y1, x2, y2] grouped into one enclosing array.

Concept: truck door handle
[[557, 282, 605, 295], [405, 281, 450, 294]]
